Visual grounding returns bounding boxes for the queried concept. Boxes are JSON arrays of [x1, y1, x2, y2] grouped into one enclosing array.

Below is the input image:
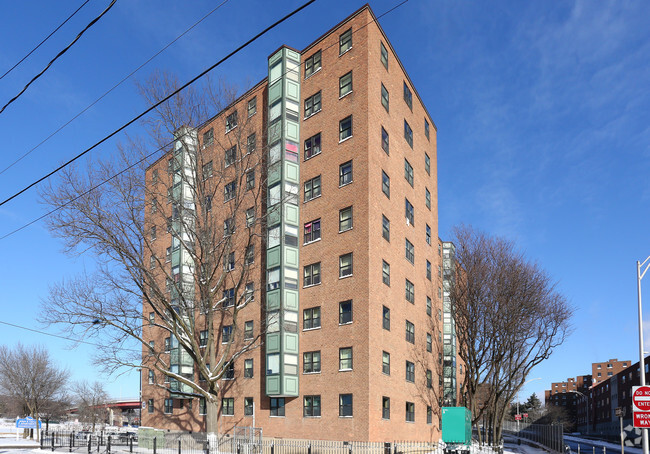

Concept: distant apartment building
[[591, 358, 630, 386], [140, 5, 458, 442]]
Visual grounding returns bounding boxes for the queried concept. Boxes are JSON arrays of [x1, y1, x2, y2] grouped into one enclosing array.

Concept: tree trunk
[[206, 399, 219, 435]]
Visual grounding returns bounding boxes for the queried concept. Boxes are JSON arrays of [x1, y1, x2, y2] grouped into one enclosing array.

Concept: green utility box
[[442, 407, 472, 445]]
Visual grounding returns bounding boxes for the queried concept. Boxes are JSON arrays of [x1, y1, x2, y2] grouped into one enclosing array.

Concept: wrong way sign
[[633, 386, 650, 428]]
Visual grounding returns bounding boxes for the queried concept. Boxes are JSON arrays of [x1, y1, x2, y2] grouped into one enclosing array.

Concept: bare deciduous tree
[[0, 344, 68, 439], [450, 225, 572, 444], [72, 381, 109, 432], [39, 72, 266, 434]]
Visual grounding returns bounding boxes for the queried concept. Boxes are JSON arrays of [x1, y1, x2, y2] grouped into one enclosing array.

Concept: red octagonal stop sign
[[633, 386, 650, 412]]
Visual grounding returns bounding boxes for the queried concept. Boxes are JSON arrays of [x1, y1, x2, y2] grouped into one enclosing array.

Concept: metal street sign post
[[633, 386, 650, 428]]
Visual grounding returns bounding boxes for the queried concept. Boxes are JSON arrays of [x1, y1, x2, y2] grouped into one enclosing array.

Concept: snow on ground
[[564, 434, 641, 454]]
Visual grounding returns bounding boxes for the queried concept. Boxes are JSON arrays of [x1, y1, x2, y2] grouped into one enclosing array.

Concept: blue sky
[[0, 0, 649, 404]]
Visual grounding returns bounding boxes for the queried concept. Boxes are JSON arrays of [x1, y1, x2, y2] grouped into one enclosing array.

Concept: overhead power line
[[0, 0, 317, 209], [0, 319, 142, 353], [0, 0, 118, 116], [0, 0, 232, 178], [0, 0, 91, 81], [0, 0, 409, 243]]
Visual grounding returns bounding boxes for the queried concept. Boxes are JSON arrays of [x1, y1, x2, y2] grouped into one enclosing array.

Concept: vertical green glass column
[[442, 241, 457, 406], [265, 47, 301, 397], [169, 128, 197, 398]]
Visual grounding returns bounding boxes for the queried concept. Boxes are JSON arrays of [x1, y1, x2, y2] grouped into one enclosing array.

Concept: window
[[382, 215, 390, 241], [382, 306, 390, 330], [303, 351, 321, 373], [225, 145, 237, 167], [244, 321, 254, 340], [425, 153, 431, 175], [223, 217, 235, 236], [382, 127, 389, 154], [425, 119, 430, 140], [203, 128, 214, 146], [199, 330, 208, 347], [219, 397, 234, 416], [164, 398, 173, 414], [339, 206, 353, 232], [148, 340, 155, 354], [406, 361, 415, 382], [245, 207, 256, 228], [427, 333, 432, 352], [303, 307, 321, 330], [401, 122, 415, 155], [339, 300, 352, 324], [151, 198, 157, 214], [304, 262, 321, 287], [403, 82, 413, 110], [244, 397, 254, 416], [427, 406, 433, 424], [381, 84, 389, 112], [224, 183, 236, 206], [382, 351, 390, 375], [425, 188, 431, 209], [245, 282, 254, 302], [406, 320, 415, 343], [339, 394, 353, 417], [339, 71, 352, 97], [382, 260, 390, 286], [339, 160, 353, 186], [339, 116, 352, 141], [405, 198, 414, 225], [405, 279, 415, 303], [304, 395, 321, 417], [304, 175, 321, 201], [426, 260, 432, 280], [148, 399, 154, 414], [223, 287, 235, 307], [380, 42, 388, 69], [247, 97, 257, 117], [405, 239, 414, 264], [270, 398, 285, 417], [382, 171, 390, 198], [244, 359, 253, 378], [305, 92, 321, 118], [339, 347, 353, 370], [152, 169, 159, 184], [203, 161, 213, 180], [406, 402, 415, 422], [148, 370, 154, 384], [426, 224, 431, 245], [339, 28, 352, 54], [150, 255, 156, 270], [339, 253, 353, 278], [150, 226, 156, 241], [224, 362, 235, 380], [304, 50, 321, 78], [304, 219, 321, 243], [304, 133, 321, 160], [222, 325, 233, 344], [148, 312, 155, 324], [427, 296, 432, 316], [246, 133, 256, 155], [404, 159, 414, 186], [245, 170, 255, 190], [225, 111, 237, 132]]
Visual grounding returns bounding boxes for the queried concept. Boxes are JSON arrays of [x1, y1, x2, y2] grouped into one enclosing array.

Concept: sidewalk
[[0, 435, 41, 450]]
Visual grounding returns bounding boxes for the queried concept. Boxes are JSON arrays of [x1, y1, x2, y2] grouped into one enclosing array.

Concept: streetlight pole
[[637, 257, 650, 454]]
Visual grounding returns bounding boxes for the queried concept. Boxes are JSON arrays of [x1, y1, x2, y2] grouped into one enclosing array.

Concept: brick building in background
[[141, 5, 459, 442]]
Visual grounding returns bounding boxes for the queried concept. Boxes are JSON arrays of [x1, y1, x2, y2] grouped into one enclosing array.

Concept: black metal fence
[[502, 421, 565, 454], [41, 431, 503, 454]]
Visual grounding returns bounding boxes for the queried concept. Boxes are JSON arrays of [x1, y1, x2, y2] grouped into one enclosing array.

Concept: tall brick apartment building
[[141, 5, 457, 442]]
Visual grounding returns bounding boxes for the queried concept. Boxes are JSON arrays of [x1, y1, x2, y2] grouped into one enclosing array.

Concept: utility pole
[[637, 258, 650, 454]]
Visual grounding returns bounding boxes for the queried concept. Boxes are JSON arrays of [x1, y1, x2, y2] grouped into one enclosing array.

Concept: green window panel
[[268, 207, 281, 227], [266, 333, 281, 353], [285, 120, 299, 140], [285, 79, 300, 101], [285, 161, 299, 183], [284, 247, 299, 267], [266, 376, 281, 395], [286, 49, 300, 61], [284, 204, 299, 224], [284, 376, 299, 396], [269, 61, 283, 84], [284, 332, 298, 353], [269, 122, 282, 144], [267, 246, 281, 268], [268, 162, 282, 185], [284, 290, 298, 310], [267, 289, 281, 310]]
